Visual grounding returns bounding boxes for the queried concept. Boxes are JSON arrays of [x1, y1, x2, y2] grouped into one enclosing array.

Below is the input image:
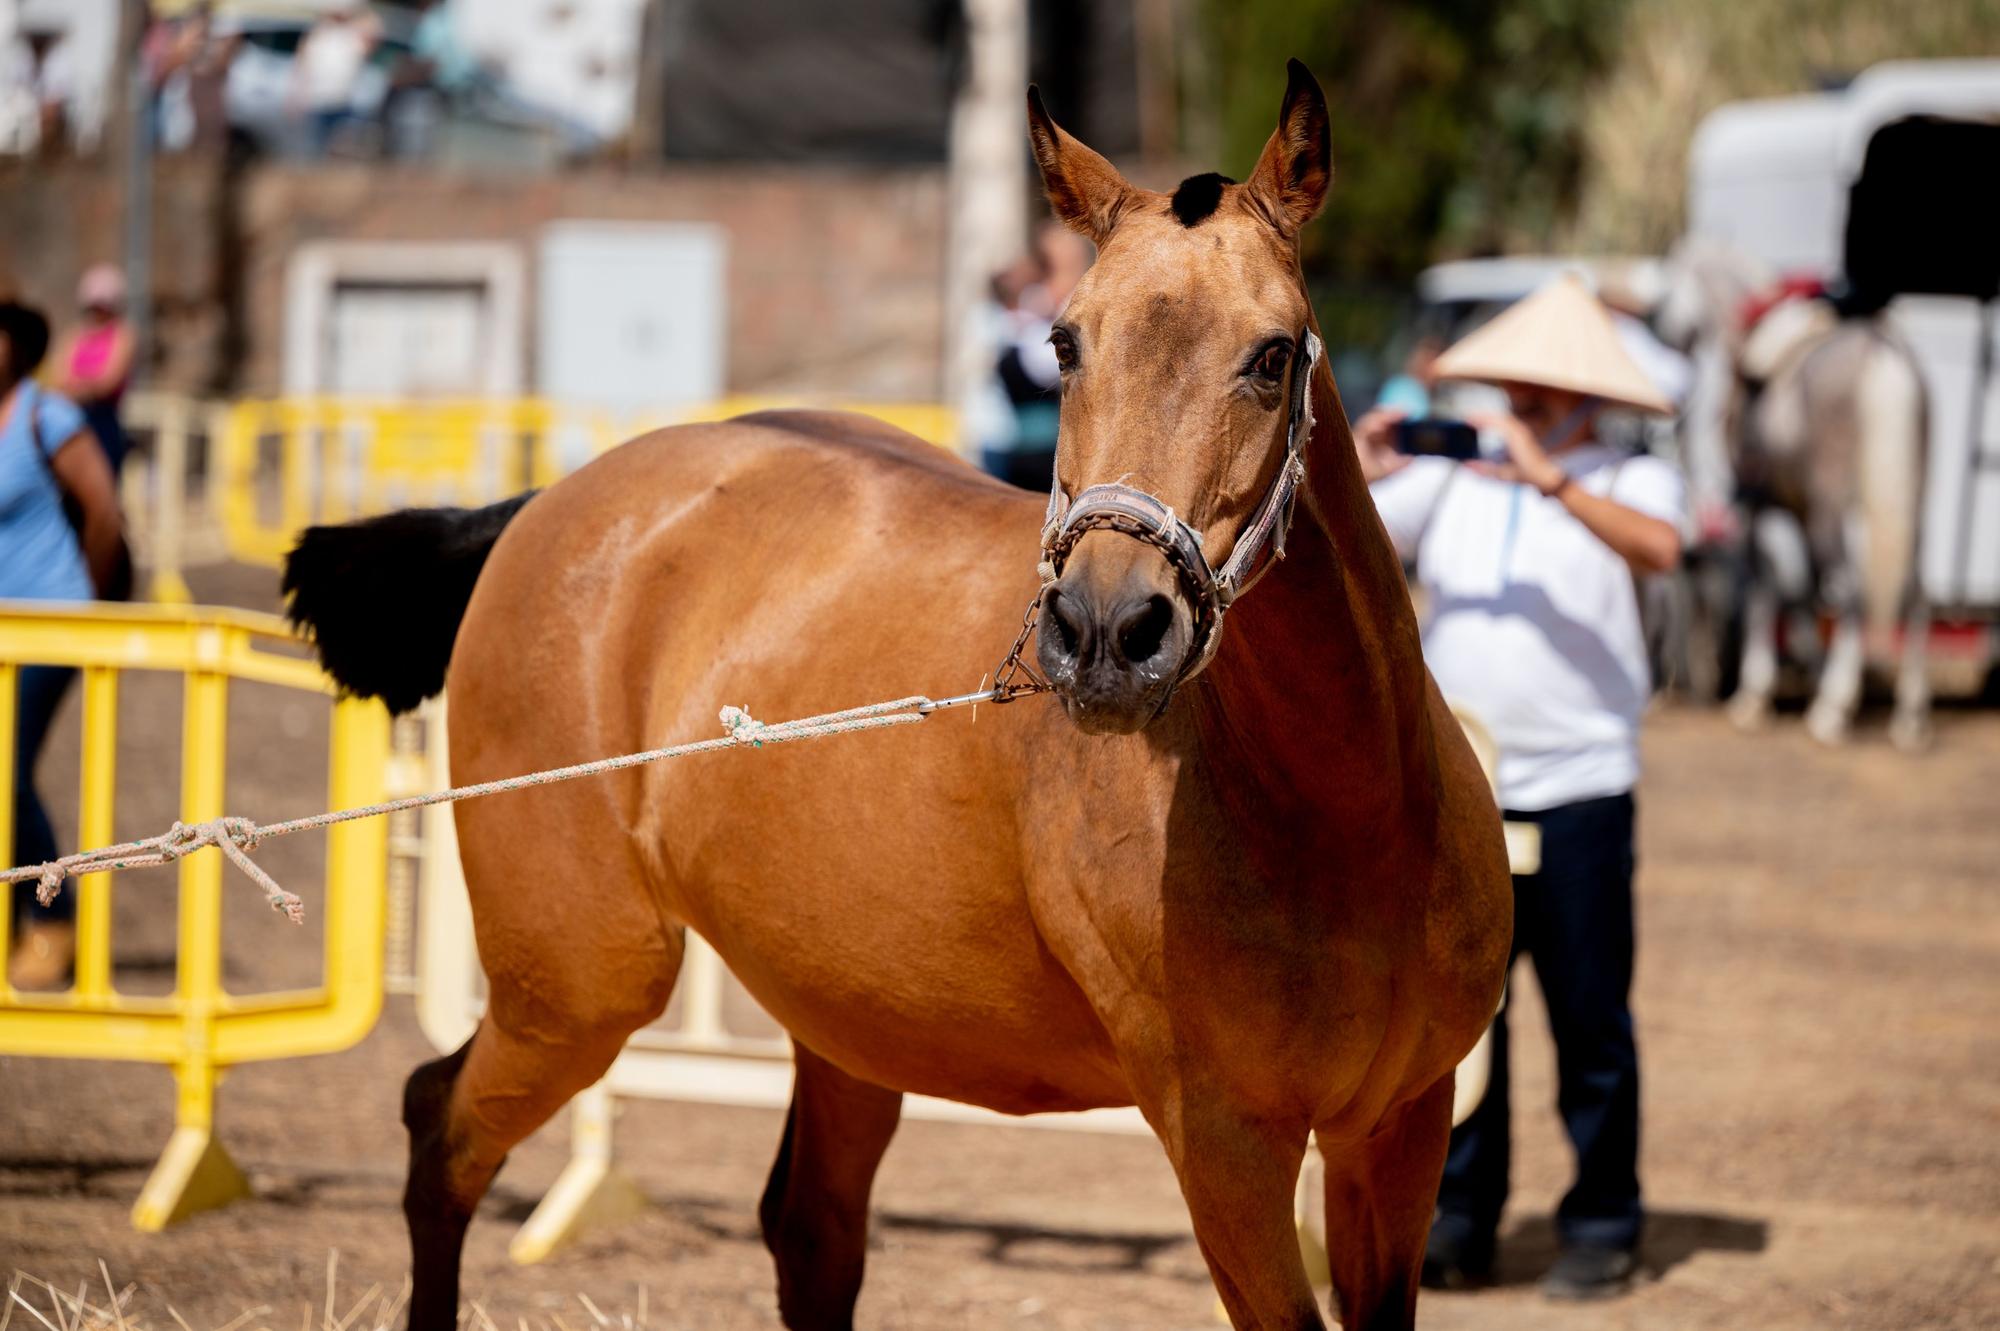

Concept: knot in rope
[[719, 705, 767, 747], [6, 689, 980, 928], [160, 817, 261, 862]]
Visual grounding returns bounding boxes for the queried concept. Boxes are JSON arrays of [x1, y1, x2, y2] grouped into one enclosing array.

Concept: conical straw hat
[[1431, 272, 1673, 415]]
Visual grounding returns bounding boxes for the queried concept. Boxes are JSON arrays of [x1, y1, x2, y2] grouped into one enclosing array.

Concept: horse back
[[449, 406, 1045, 784], [443, 412, 1133, 1111]]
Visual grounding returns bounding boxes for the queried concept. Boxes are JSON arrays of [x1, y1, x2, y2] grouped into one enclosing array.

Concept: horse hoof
[[1889, 713, 1934, 755], [1804, 705, 1850, 747], [1726, 694, 1769, 733]]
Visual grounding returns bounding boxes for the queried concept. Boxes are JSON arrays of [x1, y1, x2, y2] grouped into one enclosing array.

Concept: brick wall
[[235, 163, 949, 400], [0, 154, 232, 391]]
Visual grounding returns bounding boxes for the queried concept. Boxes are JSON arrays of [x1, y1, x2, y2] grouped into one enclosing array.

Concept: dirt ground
[[3, 564, 1998, 1330]]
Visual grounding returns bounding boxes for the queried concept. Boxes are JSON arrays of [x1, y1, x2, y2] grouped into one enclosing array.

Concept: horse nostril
[[1045, 589, 1087, 661], [1115, 595, 1175, 665]]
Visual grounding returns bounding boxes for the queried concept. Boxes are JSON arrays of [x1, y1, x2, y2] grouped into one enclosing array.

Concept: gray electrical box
[[537, 221, 728, 414]]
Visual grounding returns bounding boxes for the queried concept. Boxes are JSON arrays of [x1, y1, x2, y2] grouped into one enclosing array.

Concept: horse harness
[[988, 329, 1323, 701]]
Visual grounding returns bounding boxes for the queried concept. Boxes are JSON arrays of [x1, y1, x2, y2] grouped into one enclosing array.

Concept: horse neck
[[1191, 362, 1436, 833]]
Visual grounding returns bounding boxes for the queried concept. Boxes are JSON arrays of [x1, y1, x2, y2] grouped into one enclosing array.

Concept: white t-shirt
[[295, 23, 370, 111], [1370, 446, 1685, 811]]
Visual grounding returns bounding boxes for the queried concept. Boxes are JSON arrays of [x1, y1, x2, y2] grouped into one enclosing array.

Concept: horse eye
[[1252, 341, 1291, 382], [1050, 329, 1079, 372]]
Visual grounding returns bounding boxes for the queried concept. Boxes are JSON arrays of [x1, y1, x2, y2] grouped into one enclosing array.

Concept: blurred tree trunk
[[1133, 0, 1177, 165], [631, 0, 670, 161]]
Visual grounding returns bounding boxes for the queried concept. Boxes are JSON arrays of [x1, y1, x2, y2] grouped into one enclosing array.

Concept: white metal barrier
[[402, 698, 1535, 1265]]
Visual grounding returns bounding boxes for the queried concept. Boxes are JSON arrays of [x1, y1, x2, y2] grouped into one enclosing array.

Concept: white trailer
[[1687, 62, 2000, 634]]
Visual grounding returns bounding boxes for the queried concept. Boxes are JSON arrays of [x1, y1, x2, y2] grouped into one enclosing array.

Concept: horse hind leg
[[1805, 607, 1865, 746], [403, 932, 681, 1330], [1806, 515, 1869, 747], [1889, 592, 1933, 753], [1727, 566, 1780, 732], [758, 1042, 903, 1330], [1317, 1073, 1455, 1331], [1855, 335, 1931, 754]]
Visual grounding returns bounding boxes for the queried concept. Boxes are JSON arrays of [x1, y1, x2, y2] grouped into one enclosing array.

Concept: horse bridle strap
[[1036, 328, 1322, 684]]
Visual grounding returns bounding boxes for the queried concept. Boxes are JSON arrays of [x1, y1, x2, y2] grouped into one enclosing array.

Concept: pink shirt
[[68, 322, 126, 403]]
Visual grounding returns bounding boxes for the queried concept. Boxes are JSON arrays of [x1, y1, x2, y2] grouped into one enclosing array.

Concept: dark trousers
[[9, 665, 77, 927], [979, 447, 1056, 495], [81, 399, 129, 475], [1437, 791, 1642, 1253]]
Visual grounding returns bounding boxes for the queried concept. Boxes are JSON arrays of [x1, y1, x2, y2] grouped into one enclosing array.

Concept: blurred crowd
[[0, 15, 76, 154], [2, 0, 569, 162], [144, 0, 479, 159], [969, 222, 1092, 494], [1, 272, 135, 990]]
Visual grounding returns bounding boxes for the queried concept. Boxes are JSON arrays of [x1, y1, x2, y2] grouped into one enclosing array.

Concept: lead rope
[[17, 336, 1329, 921], [1, 690, 1033, 923]]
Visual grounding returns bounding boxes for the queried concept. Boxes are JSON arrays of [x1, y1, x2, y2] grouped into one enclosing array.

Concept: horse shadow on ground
[[0, 1154, 158, 1201], [0, 1158, 549, 1220], [494, 1191, 1201, 1279], [19, 1159, 1760, 1292], [871, 1208, 1199, 1279], [1486, 1209, 1768, 1287], [0, 1155, 1192, 1283]]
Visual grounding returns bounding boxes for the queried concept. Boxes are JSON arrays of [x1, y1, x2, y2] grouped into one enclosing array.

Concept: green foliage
[[1568, 0, 2000, 253], [1203, 0, 2000, 281], [1202, 0, 1630, 281]]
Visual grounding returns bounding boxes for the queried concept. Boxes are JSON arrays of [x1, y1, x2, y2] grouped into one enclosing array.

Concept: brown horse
[[284, 61, 1510, 1331]]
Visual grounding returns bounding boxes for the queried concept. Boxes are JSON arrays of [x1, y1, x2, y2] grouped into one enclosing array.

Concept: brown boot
[[8, 921, 75, 992]]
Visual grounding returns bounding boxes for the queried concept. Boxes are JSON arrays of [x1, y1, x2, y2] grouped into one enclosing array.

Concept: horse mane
[[1170, 173, 1235, 227]]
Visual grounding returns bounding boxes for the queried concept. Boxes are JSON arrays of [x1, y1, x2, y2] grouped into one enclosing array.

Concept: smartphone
[[1393, 418, 1481, 461]]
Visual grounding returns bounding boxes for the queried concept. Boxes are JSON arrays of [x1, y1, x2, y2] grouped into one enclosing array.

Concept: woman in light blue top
[[1, 298, 123, 990]]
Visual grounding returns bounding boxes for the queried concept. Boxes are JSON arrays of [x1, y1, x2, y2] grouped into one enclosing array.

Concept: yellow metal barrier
[[122, 393, 957, 598], [213, 397, 593, 568], [664, 396, 957, 453], [0, 602, 391, 1230], [208, 395, 954, 572]]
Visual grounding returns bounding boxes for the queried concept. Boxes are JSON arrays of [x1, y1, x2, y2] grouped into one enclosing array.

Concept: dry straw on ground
[[3, 1254, 650, 1331]]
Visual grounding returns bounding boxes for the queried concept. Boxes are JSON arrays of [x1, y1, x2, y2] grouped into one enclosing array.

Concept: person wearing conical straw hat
[[1352, 272, 1685, 1302]]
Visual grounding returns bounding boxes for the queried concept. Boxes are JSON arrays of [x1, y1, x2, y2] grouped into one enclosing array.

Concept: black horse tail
[[282, 492, 536, 715]]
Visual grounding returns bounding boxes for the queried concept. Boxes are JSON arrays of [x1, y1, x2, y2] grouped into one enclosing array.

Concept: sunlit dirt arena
[[3, 569, 1996, 1330]]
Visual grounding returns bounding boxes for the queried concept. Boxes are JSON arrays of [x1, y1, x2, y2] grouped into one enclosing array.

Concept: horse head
[[1656, 235, 1772, 353], [1025, 60, 1333, 735], [1657, 236, 1779, 534]]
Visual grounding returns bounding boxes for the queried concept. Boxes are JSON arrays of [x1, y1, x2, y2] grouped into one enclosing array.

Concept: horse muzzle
[[1037, 549, 1195, 735], [1024, 330, 1323, 735]]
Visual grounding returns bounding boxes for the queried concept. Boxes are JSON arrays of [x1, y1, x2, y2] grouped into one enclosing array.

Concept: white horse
[[1656, 236, 1933, 751]]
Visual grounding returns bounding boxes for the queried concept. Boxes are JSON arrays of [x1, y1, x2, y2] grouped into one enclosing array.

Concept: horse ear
[[1027, 85, 1135, 243], [1245, 59, 1332, 238]]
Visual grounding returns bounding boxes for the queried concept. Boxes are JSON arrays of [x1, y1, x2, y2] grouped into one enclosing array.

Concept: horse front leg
[[1316, 1073, 1455, 1331], [1159, 1101, 1324, 1330]]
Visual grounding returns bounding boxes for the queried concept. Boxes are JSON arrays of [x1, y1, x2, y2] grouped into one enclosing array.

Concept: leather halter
[[1034, 328, 1323, 685]]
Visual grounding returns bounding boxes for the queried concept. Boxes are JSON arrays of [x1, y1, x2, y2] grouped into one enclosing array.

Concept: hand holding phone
[[1392, 417, 1481, 462]]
